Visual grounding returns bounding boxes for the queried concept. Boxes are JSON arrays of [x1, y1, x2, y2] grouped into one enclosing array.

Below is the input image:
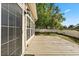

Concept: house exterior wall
[[23, 3, 37, 55], [0, 3, 37, 56], [1, 3, 22, 56]]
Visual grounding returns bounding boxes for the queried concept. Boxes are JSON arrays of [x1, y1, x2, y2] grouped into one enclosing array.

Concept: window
[[1, 7, 8, 26], [27, 14, 35, 40], [1, 43, 8, 56], [1, 3, 22, 56], [1, 27, 8, 44]]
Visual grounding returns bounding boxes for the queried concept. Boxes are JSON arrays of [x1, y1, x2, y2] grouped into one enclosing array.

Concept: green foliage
[[62, 25, 68, 29], [75, 24, 79, 29], [35, 3, 65, 29], [74, 24, 79, 31], [68, 25, 75, 29]]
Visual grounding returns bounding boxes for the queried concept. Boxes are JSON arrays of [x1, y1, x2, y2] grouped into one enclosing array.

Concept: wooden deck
[[25, 35, 79, 56]]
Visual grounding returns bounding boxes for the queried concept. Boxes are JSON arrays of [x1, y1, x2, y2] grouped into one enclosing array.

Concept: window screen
[[1, 3, 22, 56]]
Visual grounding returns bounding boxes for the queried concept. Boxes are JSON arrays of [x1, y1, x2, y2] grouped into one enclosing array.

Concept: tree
[[68, 25, 75, 29], [51, 5, 65, 29], [63, 25, 68, 29], [36, 3, 52, 29], [76, 24, 79, 28], [35, 3, 65, 29], [75, 24, 79, 30]]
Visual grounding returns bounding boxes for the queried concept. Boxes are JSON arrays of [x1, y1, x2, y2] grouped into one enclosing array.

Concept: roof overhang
[[26, 3, 38, 21]]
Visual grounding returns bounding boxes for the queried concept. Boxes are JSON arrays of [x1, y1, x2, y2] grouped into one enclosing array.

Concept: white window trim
[[22, 3, 26, 56], [25, 13, 35, 48], [26, 14, 35, 24], [26, 14, 35, 38]]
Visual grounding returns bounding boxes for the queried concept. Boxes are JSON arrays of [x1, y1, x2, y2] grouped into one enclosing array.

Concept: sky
[[55, 3, 79, 27]]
